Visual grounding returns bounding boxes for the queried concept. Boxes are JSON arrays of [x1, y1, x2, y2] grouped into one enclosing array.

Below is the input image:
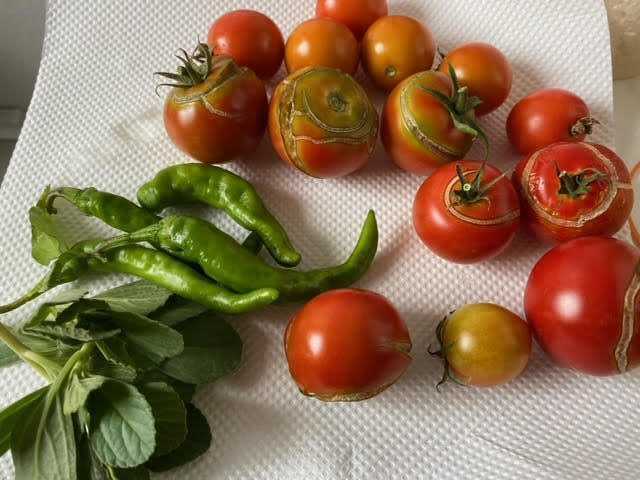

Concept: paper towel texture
[[0, 1, 634, 479]]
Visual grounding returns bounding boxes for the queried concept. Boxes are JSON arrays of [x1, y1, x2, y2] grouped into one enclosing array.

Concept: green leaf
[[0, 341, 20, 368], [161, 313, 242, 384], [96, 337, 135, 368], [140, 382, 187, 456], [54, 298, 110, 325], [0, 387, 48, 455], [147, 403, 211, 472], [136, 370, 196, 403], [110, 312, 183, 362], [89, 380, 156, 468], [149, 296, 208, 327], [93, 281, 173, 316], [78, 433, 151, 480], [12, 387, 77, 480], [25, 323, 121, 343], [30, 203, 68, 266], [63, 374, 108, 415]]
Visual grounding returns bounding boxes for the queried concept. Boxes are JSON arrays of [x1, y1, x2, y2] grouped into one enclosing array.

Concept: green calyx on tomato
[[556, 163, 608, 199], [452, 162, 509, 205], [428, 316, 466, 390], [155, 41, 218, 90]]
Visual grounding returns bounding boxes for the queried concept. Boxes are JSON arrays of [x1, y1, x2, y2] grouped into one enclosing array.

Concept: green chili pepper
[[136, 164, 301, 267], [95, 211, 378, 303]]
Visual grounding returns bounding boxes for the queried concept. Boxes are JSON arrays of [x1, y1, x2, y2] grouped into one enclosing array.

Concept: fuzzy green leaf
[[25, 323, 121, 344], [0, 341, 20, 369], [149, 296, 208, 327], [0, 387, 48, 456], [93, 281, 173, 316], [111, 312, 184, 362], [140, 382, 187, 457], [63, 374, 108, 415]]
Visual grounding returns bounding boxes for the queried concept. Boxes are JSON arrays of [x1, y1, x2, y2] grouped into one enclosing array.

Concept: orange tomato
[[315, 0, 388, 40]]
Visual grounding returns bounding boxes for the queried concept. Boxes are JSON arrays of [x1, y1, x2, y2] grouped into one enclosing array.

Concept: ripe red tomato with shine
[[413, 161, 520, 263], [513, 142, 633, 243], [438, 42, 512, 116], [507, 89, 595, 155], [525, 237, 640, 376], [315, 0, 388, 40], [285, 289, 412, 402], [207, 10, 284, 80]]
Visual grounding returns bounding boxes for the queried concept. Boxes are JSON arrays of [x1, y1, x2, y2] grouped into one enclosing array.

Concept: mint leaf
[[25, 323, 121, 343], [149, 296, 208, 327], [140, 382, 187, 457], [93, 281, 173, 316], [89, 381, 156, 468], [0, 341, 20, 368], [147, 403, 211, 472], [63, 374, 108, 415], [136, 370, 196, 403], [0, 387, 47, 455], [111, 312, 183, 362], [29, 204, 68, 266], [78, 432, 150, 480]]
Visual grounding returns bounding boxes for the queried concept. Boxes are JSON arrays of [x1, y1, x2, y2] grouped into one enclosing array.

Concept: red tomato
[[315, 0, 388, 40], [631, 161, 640, 247], [525, 237, 640, 376], [269, 66, 378, 178], [161, 45, 268, 164], [285, 18, 359, 75], [507, 89, 596, 155], [207, 10, 284, 80], [413, 161, 520, 263], [513, 142, 633, 243], [438, 42, 512, 116], [285, 289, 412, 402]]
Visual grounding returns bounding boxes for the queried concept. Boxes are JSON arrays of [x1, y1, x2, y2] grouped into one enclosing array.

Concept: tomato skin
[[513, 142, 633, 243], [316, 0, 388, 40], [631, 161, 640, 247], [507, 89, 592, 155], [207, 10, 284, 80], [440, 304, 531, 387], [525, 237, 640, 376], [362, 15, 435, 91], [164, 57, 268, 164], [413, 161, 520, 263], [285, 289, 412, 402], [438, 42, 512, 116], [285, 18, 359, 75], [382, 71, 474, 175], [269, 67, 378, 178]]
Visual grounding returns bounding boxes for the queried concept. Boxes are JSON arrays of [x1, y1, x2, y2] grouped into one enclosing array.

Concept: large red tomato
[[207, 10, 285, 80], [513, 142, 633, 243], [159, 43, 268, 164], [413, 161, 520, 263], [630, 161, 640, 247], [438, 42, 512, 116], [507, 89, 596, 155], [316, 0, 388, 40], [285, 289, 412, 402], [382, 71, 485, 175], [525, 237, 640, 376], [269, 66, 378, 178]]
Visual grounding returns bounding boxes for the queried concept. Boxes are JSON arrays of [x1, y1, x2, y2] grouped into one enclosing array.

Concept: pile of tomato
[[156, 1, 639, 401]]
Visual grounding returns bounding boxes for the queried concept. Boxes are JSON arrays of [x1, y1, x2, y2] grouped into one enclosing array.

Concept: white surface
[[0, 1, 635, 479]]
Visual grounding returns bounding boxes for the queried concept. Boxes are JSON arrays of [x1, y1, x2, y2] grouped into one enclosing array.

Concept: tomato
[[207, 10, 284, 80], [160, 44, 268, 164], [513, 142, 633, 243], [438, 42, 512, 116], [315, 0, 388, 40], [413, 161, 520, 263], [507, 89, 596, 155], [285, 289, 412, 402], [382, 70, 485, 175], [631, 161, 640, 247], [269, 66, 378, 178], [362, 15, 435, 91], [525, 237, 640, 376], [431, 304, 531, 387], [285, 18, 359, 75]]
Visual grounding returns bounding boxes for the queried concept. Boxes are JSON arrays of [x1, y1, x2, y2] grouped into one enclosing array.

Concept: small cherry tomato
[[438, 42, 512, 116], [285, 289, 412, 402], [158, 43, 268, 164], [315, 0, 388, 40], [269, 66, 378, 178], [525, 237, 640, 376], [362, 15, 435, 91], [413, 161, 520, 263], [381, 70, 485, 175], [630, 161, 640, 247], [207, 10, 285, 80], [507, 89, 597, 155], [285, 18, 359, 75], [513, 142, 633, 243], [431, 303, 531, 387]]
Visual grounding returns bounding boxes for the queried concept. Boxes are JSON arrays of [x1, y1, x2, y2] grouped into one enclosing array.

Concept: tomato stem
[[555, 163, 608, 198], [570, 116, 599, 138]]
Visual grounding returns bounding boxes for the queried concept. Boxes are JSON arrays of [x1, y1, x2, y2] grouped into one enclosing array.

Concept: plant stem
[[0, 322, 60, 378], [0, 276, 48, 314], [50, 342, 95, 392]]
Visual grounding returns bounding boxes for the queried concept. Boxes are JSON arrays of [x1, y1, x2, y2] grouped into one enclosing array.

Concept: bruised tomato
[[269, 66, 378, 178], [513, 142, 633, 243], [525, 237, 640, 376], [316, 0, 388, 40], [285, 289, 412, 402], [413, 161, 520, 263]]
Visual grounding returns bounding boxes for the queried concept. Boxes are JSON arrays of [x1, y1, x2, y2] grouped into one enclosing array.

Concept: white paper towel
[[0, 1, 635, 479]]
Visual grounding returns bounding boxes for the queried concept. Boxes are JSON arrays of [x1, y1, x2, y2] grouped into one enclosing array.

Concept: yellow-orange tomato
[[362, 15, 435, 91], [285, 18, 359, 75], [269, 67, 378, 178]]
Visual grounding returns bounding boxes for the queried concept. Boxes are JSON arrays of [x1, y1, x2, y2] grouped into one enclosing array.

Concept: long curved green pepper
[[136, 163, 302, 267], [95, 211, 378, 303]]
